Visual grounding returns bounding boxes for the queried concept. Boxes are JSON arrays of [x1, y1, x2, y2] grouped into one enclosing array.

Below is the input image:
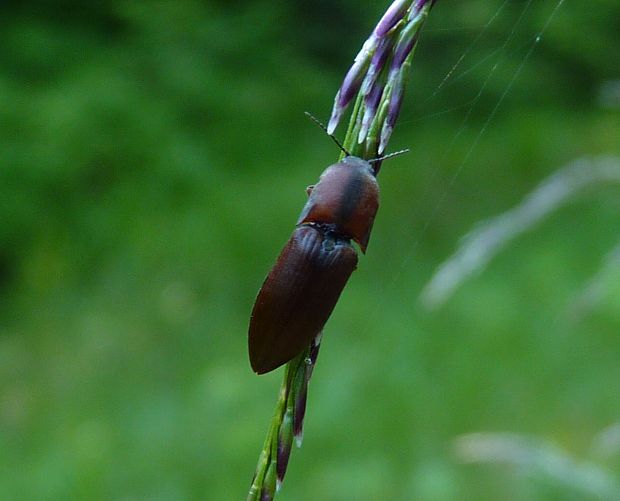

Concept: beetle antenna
[[367, 148, 410, 164], [304, 111, 351, 157]]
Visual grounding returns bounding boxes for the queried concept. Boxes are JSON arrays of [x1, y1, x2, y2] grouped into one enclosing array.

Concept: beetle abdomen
[[248, 224, 358, 374]]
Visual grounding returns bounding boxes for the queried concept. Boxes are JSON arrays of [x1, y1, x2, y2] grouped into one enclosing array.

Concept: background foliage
[[1, 1, 620, 499]]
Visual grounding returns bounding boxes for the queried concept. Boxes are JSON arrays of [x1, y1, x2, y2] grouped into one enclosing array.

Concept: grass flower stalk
[[330, 0, 435, 161], [247, 1, 435, 499], [247, 338, 320, 501]]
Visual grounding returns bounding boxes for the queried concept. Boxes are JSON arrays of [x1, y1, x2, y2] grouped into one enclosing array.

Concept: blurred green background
[[2, 1, 620, 499]]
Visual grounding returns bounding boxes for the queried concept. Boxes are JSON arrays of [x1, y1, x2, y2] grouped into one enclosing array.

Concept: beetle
[[248, 116, 407, 374]]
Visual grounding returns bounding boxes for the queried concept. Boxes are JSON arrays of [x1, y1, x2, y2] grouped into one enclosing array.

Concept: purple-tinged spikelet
[[374, 0, 410, 37]]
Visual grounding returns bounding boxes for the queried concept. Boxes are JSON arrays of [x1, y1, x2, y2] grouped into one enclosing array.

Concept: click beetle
[[248, 116, 407, 374]]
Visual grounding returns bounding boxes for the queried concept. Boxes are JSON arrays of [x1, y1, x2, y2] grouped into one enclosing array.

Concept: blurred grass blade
[[592, 422, 620, 460], [454, 432, 620, 499], [568, 241, 620, 321], [421, 156, 620, 310]]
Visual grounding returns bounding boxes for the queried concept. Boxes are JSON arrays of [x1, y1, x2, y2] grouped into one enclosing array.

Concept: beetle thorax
[[296, 156, 379, 253]]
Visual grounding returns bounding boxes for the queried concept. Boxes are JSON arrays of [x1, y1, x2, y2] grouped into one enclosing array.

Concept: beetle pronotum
[[248, 115, 407, 374]]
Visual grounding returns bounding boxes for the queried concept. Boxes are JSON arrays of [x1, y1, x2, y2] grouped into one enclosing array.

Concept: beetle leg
[[305, 185, 315, 196]]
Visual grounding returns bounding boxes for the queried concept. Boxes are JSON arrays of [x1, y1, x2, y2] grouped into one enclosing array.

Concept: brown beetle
[[248, 119, 407, 374]]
